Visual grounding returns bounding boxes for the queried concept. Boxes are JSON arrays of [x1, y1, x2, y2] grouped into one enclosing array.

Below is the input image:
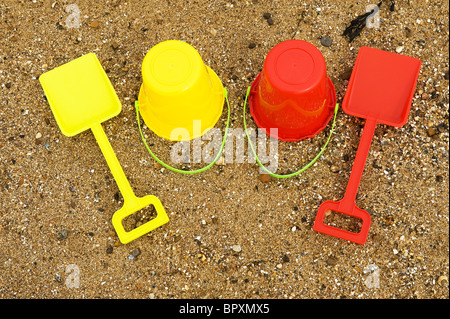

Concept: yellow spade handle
[[91, 123, 169, 244], [91, 123, 138, 208]]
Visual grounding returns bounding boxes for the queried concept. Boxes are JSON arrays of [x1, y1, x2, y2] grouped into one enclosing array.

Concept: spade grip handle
[[313, 118, 376, 245], [341, 118, 377, 209], [91, 123, 169, 244]]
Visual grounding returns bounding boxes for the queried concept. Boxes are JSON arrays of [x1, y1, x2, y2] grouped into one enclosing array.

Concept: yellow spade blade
[[39, 52, 121, 136], [39, 53, 169, 244]]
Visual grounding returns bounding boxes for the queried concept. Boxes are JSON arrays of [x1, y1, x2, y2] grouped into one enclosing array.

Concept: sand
[[0, 0, 448, 299]]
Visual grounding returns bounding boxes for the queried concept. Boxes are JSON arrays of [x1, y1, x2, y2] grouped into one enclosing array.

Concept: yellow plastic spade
[[39, 53, 169, 244]]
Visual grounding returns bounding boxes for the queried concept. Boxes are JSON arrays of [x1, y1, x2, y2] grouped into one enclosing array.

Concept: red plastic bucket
[[249, 40, 336, 142]]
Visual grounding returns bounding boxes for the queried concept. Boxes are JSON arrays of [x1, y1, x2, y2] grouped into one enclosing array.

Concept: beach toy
[[137, 40, 225, 141], [313, 46, 421, 245], [248, 40, 337, 142], [135, 40, 231, 175], [243, 40, 339, 178], [39, 53, 169, 244]]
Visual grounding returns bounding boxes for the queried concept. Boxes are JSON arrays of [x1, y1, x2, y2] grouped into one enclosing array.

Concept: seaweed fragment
[[343, 1, 395, 42]]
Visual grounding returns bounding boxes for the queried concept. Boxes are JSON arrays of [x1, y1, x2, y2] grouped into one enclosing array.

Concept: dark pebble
[[5, 83, 11, 89], [320, 36, 332, 47], [389, 2, 395, 11], [341, 68, 353, 80], [326, 255, 338, 266], [282, 254, 290, 263], [427, 127, 437, 137], [437, 123, 448, 133], [111, 41, 119, 50], [444, 70, 449, 80], [405, 27, 413, 38], [248, 42, 257, 49], [263, 12, 271, 19], [131, 248, 141, 258], [59, 229, 68, 239], [267, 18, 274, 25], [106, 245, 114, 254], [435, 175, 443, 183]]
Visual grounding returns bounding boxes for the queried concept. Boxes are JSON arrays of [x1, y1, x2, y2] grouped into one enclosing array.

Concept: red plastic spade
[[313, 46, 421, 245]]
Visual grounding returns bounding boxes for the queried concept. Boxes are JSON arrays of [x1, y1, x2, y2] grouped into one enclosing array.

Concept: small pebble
[[276, 263, 283, 269], [267, 18, 274, 26], [421, 93, 430, 100], [259, 174, 271, 183], [111, 41, 119, 50], [341, 68, 353, 80], [320, 36, 332, 47], [248, 42, 256, 49], [427, 127, 437, 137], [106, 245, 113, 254], [128, 248, 141, 259], [396, 46, 404, 53], [437, 123, 447, 133], [216, 156, 225, 166], [330, 165, 339, 173], [437, 275, 448, 287], [90, 20, 99, 28], [59, 228, 68, 239], [326, 256, 338, 266], [232, 245, 242, 253], [35, 132, 42, 139], [405, 27, 413, 38], [263, 12, 271, 19]]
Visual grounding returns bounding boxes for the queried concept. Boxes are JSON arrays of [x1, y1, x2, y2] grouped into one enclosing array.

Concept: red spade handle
[[313, 118, 377, 244], [341, 118, 377, 209]]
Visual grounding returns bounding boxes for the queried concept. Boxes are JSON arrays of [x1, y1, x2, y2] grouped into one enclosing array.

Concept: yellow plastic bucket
[[138, 40, 224, 141]]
